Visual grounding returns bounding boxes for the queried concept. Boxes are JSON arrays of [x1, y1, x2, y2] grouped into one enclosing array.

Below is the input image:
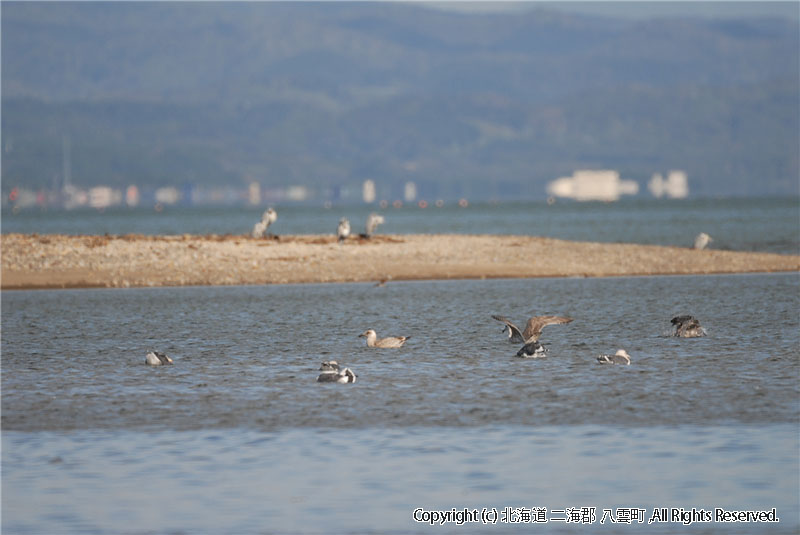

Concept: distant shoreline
[[2, 233, 798, 290]]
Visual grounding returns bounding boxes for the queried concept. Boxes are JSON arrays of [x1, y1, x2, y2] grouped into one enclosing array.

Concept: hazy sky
[[426, 1, 800, 20]]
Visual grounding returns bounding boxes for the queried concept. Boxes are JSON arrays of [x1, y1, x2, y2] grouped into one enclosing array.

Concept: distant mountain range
[[2, 2, 798, 200]]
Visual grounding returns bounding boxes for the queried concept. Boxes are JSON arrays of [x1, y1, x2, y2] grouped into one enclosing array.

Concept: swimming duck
[[145, 351, 173, 366], [359, 329, 409, 348], [597, 349, 631, 365], [492, 314, 573, 343], [515, 340, 548, 358], [317, 367, 357, 383], [671, 315, 706, 338]]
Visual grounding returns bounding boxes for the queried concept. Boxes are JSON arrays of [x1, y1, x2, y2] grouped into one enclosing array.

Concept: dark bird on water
[[671, 315, 706, 338]]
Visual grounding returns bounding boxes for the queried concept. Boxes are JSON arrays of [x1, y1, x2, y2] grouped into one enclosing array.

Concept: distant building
[[546, 170, 639, 202], [88, 186, 122, 209], [155, 187, 181, 205], [648, 170, 688, 198], [362, 179, 376, 203], [404, 181, 417, 202]]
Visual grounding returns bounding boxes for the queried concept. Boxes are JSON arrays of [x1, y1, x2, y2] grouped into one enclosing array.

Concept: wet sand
[[2, 233, 798, 290]]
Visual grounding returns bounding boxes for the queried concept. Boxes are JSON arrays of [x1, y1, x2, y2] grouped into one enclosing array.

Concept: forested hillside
[[2, 2, 797, 198]]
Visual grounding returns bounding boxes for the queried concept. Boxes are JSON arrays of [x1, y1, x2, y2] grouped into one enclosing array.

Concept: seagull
[[597, 349, 631, 365], [145, 351, 173, 366], [251, 220, 267, 238], [253, 208, 278, 238], [360, 213, 385, 238], [337, 217, 351, 243], [693, 232, 712, 250], [366, 213, 384, 236], [491, 314, 573, 343], [515, 340, 548, 358], [318, 360, 340, 373], [671, 315, 706, 338], [359, 329, 409, 348], [263, 208, 277, 227], [317, 367, 357, 383]]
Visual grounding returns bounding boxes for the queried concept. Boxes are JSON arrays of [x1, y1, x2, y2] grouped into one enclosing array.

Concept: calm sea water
[[3, 197, 799, 254], [2, 274, 799, 533]]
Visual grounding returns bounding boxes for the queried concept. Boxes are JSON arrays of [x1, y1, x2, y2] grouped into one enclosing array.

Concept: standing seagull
[[360, 213, 385, 238], [693, 233, 712, 250], [337, 217, 351, 243], [359, 329, 409, 348], [145, 351, 173, 366], [671, 315, 706, 338], [253, 208, 278, 238], [597, 349, 631, 365], [491, 314, 573, 344]]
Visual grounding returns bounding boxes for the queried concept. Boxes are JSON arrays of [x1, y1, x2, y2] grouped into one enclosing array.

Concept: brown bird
[[491, 314, 573, 343], [671, 315, 706, 338]]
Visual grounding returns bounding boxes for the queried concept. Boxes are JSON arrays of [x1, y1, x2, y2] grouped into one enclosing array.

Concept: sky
[[425, 0, 800, 20]]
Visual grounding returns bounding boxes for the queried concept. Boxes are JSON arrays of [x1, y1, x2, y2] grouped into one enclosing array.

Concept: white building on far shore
[[546, 170, 639, 202], [648, 170, 689, 198]]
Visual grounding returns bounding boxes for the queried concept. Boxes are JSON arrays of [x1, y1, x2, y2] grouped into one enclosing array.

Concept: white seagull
[[145, 351, 173, 366], [252, 208, 278, 238], [693, 232, 712, 250], [597, 349, 631, 365], [359, 329, 409, 348], [337, 217, 351, 243], [361, 213, 385, 238]]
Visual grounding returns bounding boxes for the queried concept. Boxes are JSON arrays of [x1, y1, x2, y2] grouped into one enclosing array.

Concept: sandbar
[[1, 233, 798, 290]]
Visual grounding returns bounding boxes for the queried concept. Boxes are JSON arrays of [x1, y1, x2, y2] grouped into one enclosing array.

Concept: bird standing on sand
[[361, 213, 385, 238], [337, 217, 351, 243], [491, 314, 573, 344], [693, 233, 712, 250], [597, 349, 631, 365], [359, 329, 409, 348], [145, 351, 173, 366], [671, 315, 706, 338], [252, 208, 278, 238]]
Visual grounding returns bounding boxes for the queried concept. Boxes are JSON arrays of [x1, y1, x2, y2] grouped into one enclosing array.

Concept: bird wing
[[377, 336, 408, 348], [671, 315, 694, 326], [522, 316, 573, 342], [491, 315, 523, 340]]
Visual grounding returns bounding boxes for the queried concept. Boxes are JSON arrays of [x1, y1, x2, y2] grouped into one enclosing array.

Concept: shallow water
[[3, 197, 799, 254], [2, 273, 799, 533], [4, 425, 796, 534]]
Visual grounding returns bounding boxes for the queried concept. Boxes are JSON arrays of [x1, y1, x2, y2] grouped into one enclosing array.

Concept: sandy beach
[[1, 233, 798, 290]]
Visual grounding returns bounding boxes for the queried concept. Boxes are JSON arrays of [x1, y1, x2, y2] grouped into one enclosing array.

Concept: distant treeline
[[2, 2, 798, 198]]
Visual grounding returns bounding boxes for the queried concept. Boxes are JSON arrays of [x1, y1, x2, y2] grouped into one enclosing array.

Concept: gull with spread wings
[[491, 314, 573, 343]]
